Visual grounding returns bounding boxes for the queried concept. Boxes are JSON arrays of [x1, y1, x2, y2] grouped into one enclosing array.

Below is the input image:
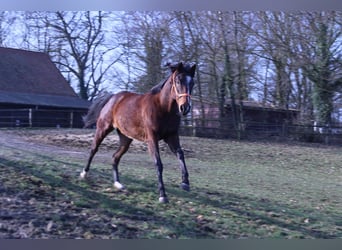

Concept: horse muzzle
[[179, 103, 191, 116], [176, 92, 192, 116]]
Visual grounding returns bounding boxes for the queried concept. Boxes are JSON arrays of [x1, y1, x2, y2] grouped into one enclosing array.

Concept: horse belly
[[120, 121, 146, 141], [113, 102, 147, 142]]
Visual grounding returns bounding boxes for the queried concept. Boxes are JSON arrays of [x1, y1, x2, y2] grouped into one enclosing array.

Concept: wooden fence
[[0, 108, 86, 128], [180, 118, 342, 145], [2, 109, 342, 145]]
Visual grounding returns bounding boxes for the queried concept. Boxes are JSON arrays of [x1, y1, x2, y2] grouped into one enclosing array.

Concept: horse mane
[[150, 76, 170, 94], [149, 62, 194, 95]]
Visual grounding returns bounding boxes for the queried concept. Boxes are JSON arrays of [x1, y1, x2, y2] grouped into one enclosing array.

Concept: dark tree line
[[1, 11, 341, 127]]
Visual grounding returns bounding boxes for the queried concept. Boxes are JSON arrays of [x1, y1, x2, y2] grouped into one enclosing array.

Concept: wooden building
[[0, 47, 89, 128], [184, 99, 299, 139]]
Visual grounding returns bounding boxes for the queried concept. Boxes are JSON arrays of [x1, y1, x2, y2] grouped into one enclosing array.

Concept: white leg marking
[[159, 196, 169, 203], [114, 181, 125, 190], [80, 170, 87, 179]]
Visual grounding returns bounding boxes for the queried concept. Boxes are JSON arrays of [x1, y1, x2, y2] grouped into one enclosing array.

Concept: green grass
[[0, 128, 341, 238]]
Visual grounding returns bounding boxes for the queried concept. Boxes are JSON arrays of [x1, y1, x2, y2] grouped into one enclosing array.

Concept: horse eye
[[176, 77, 181, 85]]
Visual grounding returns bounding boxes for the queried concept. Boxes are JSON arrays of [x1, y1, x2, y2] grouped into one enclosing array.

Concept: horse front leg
[[164, 135, 190, 191], [176, 148, 190, 191], [148, 139, 168, 203]]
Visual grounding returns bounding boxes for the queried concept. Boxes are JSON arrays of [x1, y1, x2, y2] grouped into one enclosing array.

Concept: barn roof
[[0, 47, 89, 109], [0, 91, 90, 109]]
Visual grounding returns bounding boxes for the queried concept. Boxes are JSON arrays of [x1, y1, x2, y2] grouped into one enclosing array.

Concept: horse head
[[168, 62, 196, 116]]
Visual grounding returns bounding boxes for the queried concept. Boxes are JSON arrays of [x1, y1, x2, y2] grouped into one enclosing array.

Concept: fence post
[[29, 108, 32, 128], [70, 111, 74, 128], [282, 121, 288, 137]]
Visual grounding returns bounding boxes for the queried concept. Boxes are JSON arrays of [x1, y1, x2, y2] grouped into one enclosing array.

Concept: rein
[[171, 72, 192, 100]]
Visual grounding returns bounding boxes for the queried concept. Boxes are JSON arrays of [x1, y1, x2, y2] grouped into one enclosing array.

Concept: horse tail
[[83, 92, 113, 128]]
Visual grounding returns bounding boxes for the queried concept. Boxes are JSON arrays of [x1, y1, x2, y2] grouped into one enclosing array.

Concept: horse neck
[[158, 78, 177, 113]]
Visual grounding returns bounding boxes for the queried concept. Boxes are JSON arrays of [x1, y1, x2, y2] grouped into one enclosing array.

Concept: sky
[[1, 0, 342, 11]]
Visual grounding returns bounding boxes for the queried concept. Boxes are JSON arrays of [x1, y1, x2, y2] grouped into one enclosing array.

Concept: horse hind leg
[[80, 120, 114, 179], [147, 137, 168, 203], [112, 130, 132, 190]]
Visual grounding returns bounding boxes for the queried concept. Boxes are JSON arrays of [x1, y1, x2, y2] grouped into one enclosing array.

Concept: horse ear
[[177, 62, 184, 71], [190, 64, 196, 77], [169, 62, 183, 73], [167, 62, 178, 73]]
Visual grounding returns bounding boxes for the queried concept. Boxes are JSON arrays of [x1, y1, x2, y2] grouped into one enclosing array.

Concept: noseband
[[171, 72, 192, 100]]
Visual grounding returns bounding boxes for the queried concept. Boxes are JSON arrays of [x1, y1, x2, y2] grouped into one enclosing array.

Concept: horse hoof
[[114, 181, 125, 190], [80, 170, 87, 179], [181, 183, 190, 191], [159, 197, 169, 203]]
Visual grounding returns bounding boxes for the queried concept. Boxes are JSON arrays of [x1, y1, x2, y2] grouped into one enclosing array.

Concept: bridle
[[171, 72, 192, 100]]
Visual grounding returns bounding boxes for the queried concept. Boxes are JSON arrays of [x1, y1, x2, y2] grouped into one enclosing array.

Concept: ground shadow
[[1, 140, 341, 239]]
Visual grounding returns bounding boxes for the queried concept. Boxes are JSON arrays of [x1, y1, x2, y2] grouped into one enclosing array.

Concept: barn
[[0, 47, 90, 128], [185, 98, 299, 139]]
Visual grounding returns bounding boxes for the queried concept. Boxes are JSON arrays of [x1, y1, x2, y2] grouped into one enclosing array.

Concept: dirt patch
[[14, 129, 179, 154]]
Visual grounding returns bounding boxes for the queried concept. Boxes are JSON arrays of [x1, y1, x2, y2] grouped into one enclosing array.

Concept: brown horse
[[80, 62, 196, 203]]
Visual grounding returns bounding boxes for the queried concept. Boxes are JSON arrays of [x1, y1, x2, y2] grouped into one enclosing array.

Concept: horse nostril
[[180, 104, 190, 115], [180, 105, 185, 113]]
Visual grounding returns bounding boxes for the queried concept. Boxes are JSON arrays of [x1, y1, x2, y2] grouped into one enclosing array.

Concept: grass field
[[0, 128, 341, 238]]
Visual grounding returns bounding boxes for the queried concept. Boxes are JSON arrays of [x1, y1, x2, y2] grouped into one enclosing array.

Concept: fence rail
[[0, 108, 86, 128], [180, 119, 342, 145]]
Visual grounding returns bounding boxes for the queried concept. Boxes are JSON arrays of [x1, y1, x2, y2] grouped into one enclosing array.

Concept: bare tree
[[44, 11, 120, 100], [251, 12, 296, 109], [110, 13, 137, 91], [113, 12, 173, 93], [0, 11, 17, 46]]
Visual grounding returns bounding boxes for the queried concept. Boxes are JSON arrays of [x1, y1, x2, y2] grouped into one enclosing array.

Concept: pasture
[[0, 128, 341, 239]]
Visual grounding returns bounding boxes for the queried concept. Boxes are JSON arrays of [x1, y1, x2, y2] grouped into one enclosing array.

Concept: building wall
[[184, 101, 299, 139]]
